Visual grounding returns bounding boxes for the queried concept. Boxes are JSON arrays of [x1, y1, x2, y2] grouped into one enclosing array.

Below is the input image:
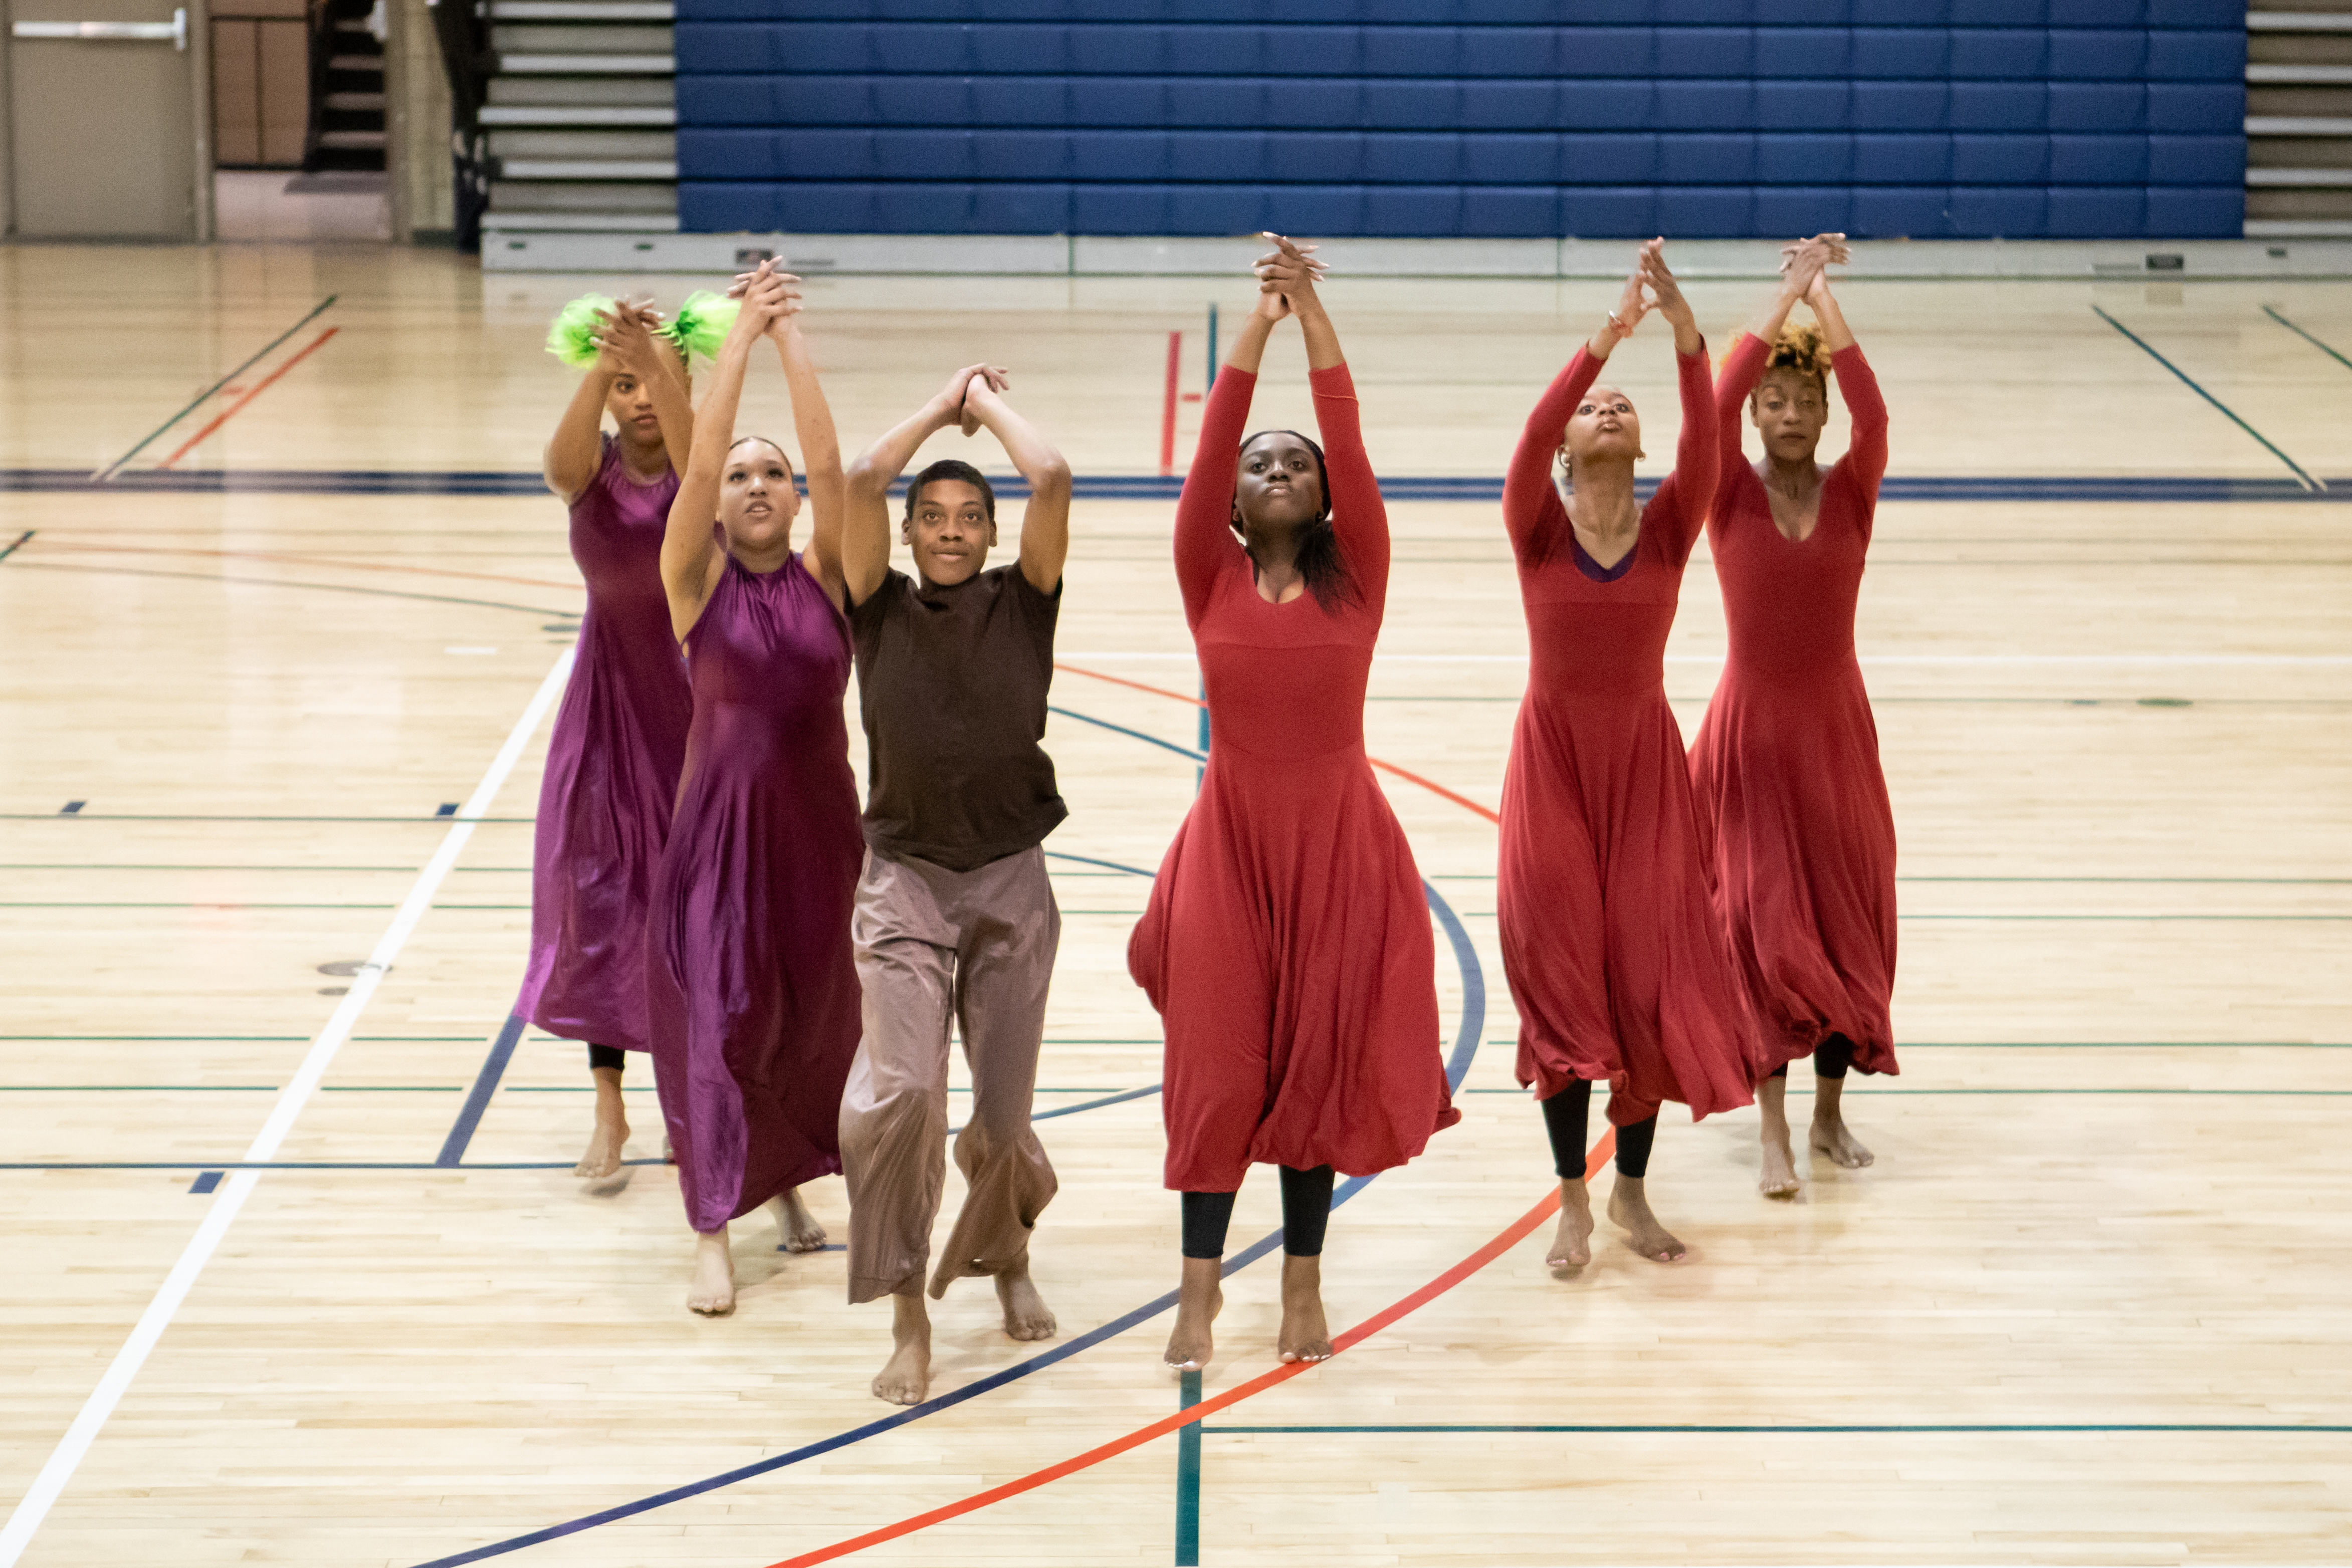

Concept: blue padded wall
[[674, 1, 2246, 240]]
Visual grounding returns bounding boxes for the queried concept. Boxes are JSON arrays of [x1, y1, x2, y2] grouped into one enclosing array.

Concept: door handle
[[12, 9, 186, 48]]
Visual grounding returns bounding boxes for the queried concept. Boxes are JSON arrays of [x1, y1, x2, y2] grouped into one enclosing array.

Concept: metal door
[[9, 0, 204, 238]]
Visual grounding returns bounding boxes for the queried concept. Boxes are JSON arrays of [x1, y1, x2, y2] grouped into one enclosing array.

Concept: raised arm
[[663, 267, 793, 639], [1811, 274, 1885, 512], [961, 379, 1072, 594], [543, 297, 630, 504], [772, 313, 847, 609], [1636, 240, 1717, 562], [841, 363, 999, 605], [1171, 307, 1267, 625], [1502, 269, 1645, 562]]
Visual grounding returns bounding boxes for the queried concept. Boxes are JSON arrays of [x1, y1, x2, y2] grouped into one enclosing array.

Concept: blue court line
[[2090, 306, 2323, 492], [1046, 705, 1202, 763], [2262, 305, 2352, 373], [437, 1015, 526, 1167], [1202, 1422, 2352, 1435], [0, 528, 32, 563], [403, 717, 1484, 1568], [5, 467, 2349, 503]]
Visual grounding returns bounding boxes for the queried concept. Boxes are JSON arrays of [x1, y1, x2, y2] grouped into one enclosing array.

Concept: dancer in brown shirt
[[839, 362, 1073, 1406]]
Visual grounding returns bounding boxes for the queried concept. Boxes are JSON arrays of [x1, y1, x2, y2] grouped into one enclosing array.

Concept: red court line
[[764, 1132, 1614, 1568], [1159, 330, 1182, 477], [158, 328, 339, 470], [1053, 660, 1504, 824]]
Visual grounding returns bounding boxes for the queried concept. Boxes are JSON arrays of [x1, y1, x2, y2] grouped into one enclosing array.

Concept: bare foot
[[574, 1065, 628, 1179], [994, 1256, 1056, 1341], [872, 1290, 931, 1406], [1812, 1113, 1875, 1169], [1546, 1178, 1594, 1268], [1607, 1175, 1686, 1262], [767, 1187, 828, 1252], [1163, 1256, 1222, 1371], [687, 1228, 736, 1315], [1757, 1075, 1801, 1199], [1277, 1255, 1333, 1364]]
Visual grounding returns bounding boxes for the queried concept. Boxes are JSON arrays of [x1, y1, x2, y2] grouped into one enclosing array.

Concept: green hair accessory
[[545, 293, 618, 368], [663, 291, 741, 364]]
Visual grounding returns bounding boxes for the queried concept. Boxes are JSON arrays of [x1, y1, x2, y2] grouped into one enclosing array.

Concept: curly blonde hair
[[1766, 321, 1830, 390]]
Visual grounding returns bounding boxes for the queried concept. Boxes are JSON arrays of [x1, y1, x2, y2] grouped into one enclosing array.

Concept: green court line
[[1482, 1039, 2350, 1049], [1454, 1086, 2352, 1096], [1205, 1423, 2352, 1435], [1424, 874, 2352, 885], [1443, 912, 2352, 922], [2090, 305, 2322, 491], [2262, 304, 2352, 372], [95, 293, 338, 478]]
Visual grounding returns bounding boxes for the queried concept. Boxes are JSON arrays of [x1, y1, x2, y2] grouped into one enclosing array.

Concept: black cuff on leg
[[1539, 1080, 1594, 1180], [1613, 1113, 1658, 1180], [588, 1044, 626, 1073], [1278, 1165, 1335, 1257], [1815, 1035, 1854, 1080], [1181, 1190, 1237, 1259]]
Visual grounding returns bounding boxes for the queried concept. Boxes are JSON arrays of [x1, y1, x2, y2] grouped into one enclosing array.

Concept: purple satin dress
[[516, 436, 693, 1053], [648, 552, 865, 1231]]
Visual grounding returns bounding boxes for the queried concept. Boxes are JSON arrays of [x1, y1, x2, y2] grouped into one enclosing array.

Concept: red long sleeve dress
[[1497, 345, 1759, 1127], [1129, 362, 1461, 1192], [1688, 335, 1897, 1077]]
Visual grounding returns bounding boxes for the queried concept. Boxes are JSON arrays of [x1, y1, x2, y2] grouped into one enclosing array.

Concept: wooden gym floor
[[1, 244, 2348, 1566]]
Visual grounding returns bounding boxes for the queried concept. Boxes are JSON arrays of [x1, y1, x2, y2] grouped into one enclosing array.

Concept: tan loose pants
[[840, 845, 1060, 1303]]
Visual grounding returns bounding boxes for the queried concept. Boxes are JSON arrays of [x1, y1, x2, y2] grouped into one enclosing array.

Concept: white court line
[[1059, 651, 2352, 666], [0, 646, 574, 1568]]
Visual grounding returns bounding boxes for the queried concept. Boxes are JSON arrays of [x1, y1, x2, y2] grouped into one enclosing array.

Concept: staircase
[[315, 0, 386, 171], [479, 0, 677, 237], [2246, 6, 2352, 238]]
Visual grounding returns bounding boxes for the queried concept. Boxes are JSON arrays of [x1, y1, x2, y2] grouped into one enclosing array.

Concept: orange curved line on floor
[[1052, 659, 1503, 825], [763, 1131, 1612, 1568], [31, 541, 583, 595]]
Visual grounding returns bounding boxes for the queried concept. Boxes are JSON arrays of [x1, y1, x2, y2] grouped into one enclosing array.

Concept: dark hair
[[1762, 321, 1831, 396], [906, 458, 996, 524], [727, 433, 794, 479], [1234, 429, 1356, 613]]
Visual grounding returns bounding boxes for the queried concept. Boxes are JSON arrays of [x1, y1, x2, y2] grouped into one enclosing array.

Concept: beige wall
[[385, 0, 453, 241]]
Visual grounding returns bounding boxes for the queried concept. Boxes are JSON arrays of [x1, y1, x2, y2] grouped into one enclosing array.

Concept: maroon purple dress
[[516, 436, 693, 1054], [647, 552, 866, 1232]]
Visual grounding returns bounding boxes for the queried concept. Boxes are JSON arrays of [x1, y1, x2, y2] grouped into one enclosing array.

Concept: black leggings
[[588, 1044, 625, 1073], [1180, 1165, 1336, 1260], [1769, 1033, 1854, 1081], [1538, 1079, 1657, 1181]]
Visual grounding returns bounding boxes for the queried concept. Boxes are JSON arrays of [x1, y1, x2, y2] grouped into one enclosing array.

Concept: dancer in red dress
[[1498, 239, 1757, 1271], [1132, 236, 1459, 1371], [1690, 239, 1896, 1198]]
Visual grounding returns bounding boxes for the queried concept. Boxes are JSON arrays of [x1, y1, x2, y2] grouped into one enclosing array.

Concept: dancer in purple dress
[[649, 265, 867, 1315], [521, 298, 696, 1180]]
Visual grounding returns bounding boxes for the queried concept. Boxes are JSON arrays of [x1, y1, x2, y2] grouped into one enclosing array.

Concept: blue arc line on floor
[[4, 468, 2348, 503], [1202, 1423, 2352, 1435], [403, 712, 1485, 1568]]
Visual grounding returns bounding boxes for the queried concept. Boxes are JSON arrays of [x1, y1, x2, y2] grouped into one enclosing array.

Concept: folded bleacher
[[675, 0, 2246, 240]]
